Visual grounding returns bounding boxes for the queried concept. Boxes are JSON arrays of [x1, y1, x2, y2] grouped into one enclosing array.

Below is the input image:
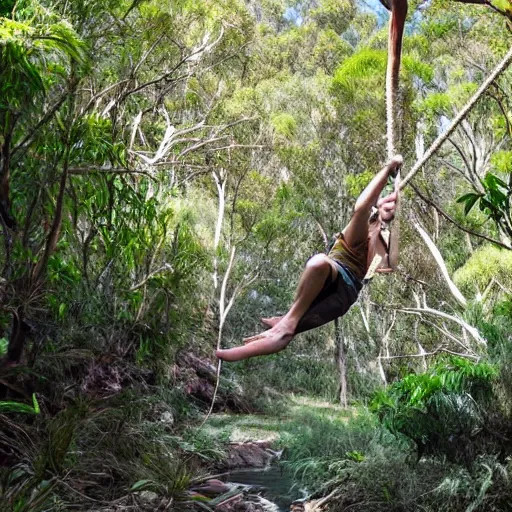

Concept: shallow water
[[225, 465, 305, 511]]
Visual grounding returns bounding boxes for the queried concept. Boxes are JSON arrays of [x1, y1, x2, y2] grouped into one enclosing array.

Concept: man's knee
[[306, 253, 331, 271]]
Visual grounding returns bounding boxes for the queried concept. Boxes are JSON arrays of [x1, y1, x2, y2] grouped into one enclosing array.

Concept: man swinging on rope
[[216, 155, 403, 362]]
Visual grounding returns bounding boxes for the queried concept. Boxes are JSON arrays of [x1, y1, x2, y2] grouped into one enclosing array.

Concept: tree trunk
[[334, 317, 348, 408], [413, 220, 467, 307], [4, 308, 31, 365]]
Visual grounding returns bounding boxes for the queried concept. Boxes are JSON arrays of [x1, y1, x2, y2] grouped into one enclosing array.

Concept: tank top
[[327, 218, 391, 281]]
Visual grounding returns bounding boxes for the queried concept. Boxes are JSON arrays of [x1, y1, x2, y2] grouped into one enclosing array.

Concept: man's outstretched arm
[[342, 155, 402, 248]]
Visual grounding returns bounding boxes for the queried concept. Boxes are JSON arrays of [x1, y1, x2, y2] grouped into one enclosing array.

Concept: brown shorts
[[295, 261, 363, 334]]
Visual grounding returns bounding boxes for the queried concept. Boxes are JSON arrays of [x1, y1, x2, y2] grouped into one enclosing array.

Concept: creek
[[224, 465, 306, 511]]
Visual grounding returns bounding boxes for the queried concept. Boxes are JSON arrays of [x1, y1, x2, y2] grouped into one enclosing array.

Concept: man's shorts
[[295, 260, 363, 334]]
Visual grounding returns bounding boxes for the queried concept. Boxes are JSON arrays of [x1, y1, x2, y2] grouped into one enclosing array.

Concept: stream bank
[[187, 397, 354, 511]]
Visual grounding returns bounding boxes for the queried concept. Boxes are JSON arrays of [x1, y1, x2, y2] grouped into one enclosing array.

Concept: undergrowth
[[0, 386, 226, 511], [279, 357, 512, 512]]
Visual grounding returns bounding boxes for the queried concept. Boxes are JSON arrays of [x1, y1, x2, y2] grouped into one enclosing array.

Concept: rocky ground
[[171, 352, 353, 512]]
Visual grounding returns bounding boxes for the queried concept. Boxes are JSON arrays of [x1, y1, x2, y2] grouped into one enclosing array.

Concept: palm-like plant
[[0, 4, 84, 365], [370, 357, 501, 464], [0, 4, 84, 230]]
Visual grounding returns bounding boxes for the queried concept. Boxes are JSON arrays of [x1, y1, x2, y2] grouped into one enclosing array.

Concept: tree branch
[[412, 220, 468, 307], [390, 305, 486, 345], [379, 347, 479, 361], [68, 166, 154, 177], [128, 263, 172, 292], [452, 0, 510, 17], [410, 183, 511, 250]]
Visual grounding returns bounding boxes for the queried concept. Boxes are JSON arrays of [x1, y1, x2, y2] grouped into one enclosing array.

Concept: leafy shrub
[[281, 408, 405, 489], [370, 357, 504, 464], [279, 405, 512, 512], [453, 245, 512, 296]]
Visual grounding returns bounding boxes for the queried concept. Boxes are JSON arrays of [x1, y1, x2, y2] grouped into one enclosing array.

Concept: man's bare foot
[[217, 321, 296, 362], [243, 329, 271, 345], [243, 318, 283, 344], [260, 316, 283, 328]]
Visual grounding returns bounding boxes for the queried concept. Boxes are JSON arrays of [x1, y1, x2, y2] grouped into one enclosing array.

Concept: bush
[[370, 357, 506, 464], [279, 405, 512, 512]]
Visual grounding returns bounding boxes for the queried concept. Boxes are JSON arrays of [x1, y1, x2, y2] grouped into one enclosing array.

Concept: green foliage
[[491, 150, 512, 174], [333, 48, 432, 101], [453, 245, 512, 295], [239, 352, 339, 401], [0, 0, 16, 17], [280, 408, 394, 486], [401, 55, 434, 83], [492, 0, 512, 16], [421, 17, 458, 39], [0, 10, 84, 109], [271, 112, 297, 139], [332, 48, 386, 99], [0, 388, 221, 510], [0, 337, 7, 356], [221, 87, 260, 119], [344, 169, 373, 197], [311, 0, 356, 34], [276, 402, 512, 512], [418, 91, 452, 117], [457, 172, 512, 241], [0, 394, 40, 415], [371, 357, 501, 463]]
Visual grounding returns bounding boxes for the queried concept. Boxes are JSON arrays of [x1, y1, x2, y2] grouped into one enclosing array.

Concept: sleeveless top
[[327, 218, 389, 281]]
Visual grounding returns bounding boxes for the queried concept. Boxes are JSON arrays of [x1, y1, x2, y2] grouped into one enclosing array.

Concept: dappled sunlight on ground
[[204, 395, 355, 443]]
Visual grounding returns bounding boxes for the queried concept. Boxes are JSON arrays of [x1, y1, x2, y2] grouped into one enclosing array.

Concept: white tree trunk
[[212, 169, 226, 290], [413, 220, 467, 307]]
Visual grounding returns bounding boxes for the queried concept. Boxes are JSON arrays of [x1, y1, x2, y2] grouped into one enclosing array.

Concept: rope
[[198, 360, 221, 429], [380, 0, 406, 272], [385, 0, 407, 159], [399, 45, 512, 190]]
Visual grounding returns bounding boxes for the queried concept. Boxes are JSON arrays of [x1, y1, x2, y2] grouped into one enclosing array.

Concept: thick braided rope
[[399, 45, 512, 190], [386, 16, 397, 159]]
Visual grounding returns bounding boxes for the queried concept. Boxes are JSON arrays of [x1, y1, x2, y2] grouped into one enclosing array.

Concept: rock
[[139, 490, 158, 502], [221, 442, 277, 470], [159, 411, 174, 425], [191, 479, 231, 497], [214, 492, 243, 510], [215, 496, 265, 512], [173, 351, 249, 412], [252, 496, 279, 511], [233, 502, 265, 512]]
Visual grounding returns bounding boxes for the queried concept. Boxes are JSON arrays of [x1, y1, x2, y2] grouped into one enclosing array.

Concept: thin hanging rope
[[199, 361, 222, 429], [199, 245, 237, 428], [400, 45, 512, 190]]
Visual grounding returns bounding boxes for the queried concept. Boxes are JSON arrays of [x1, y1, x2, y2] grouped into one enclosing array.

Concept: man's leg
[[260, 155, 402, 332], [216, 155, 402, 363], [216, 254, 338, 361]]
